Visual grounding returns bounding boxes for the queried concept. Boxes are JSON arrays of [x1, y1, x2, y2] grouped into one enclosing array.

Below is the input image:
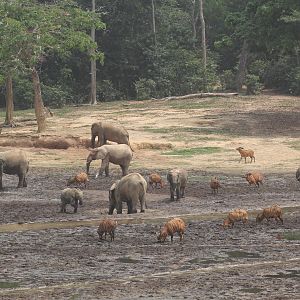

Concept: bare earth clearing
[[0, 94, 299, 299]]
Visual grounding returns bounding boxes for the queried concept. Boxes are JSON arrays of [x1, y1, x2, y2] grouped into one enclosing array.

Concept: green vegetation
[[0, 282, 20, 289], [283, 231, 300, 241], [287, 141, 300, 151], [162, 146, 224, 157]]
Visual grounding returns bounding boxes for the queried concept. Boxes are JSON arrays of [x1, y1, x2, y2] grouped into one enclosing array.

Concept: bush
[[41, 84, 71, 108], [245, 74, 263, 95], [220, 70, 236, 91], [135, 78, 156, 100], [97, 80, 122, 101], [288, 67, 300, 95], [13, 76, 34, 109]]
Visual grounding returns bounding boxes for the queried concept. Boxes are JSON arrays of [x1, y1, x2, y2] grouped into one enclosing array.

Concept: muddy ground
[[0, 168, 299, 299], [0, 94, 300, 299]]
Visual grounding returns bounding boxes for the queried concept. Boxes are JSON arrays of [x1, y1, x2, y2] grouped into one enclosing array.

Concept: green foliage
[[97, 80, 122, 102], [220, 70, 236, 91], [288, 67, 300, 95], [162, 147, 224, 157], [13, 76, 34, 109], [135, 78, 156, 100], [245, 74, 263, 95], [41, 84, 71, 108]]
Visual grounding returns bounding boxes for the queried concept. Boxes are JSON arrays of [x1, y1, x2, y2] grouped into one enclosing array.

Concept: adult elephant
[[0, 150, 29, 190], [108, 173, 147, 214], [91, 121, 132, 149], [86, 144, 133, 177], [167, 169, 188, 201]]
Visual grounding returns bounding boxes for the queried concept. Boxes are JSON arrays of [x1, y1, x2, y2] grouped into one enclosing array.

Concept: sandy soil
[[0, 94, 299, 299]]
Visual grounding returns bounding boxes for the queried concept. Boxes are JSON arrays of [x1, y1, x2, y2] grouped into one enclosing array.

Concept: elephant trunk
[[86, 159, 92, 174]]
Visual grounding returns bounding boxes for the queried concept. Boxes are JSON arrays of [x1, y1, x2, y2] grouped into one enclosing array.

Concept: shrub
[[220, 70, 236, 91], [135, 78, 156, 100], [245, 74, 263, 95], [41, 84, 71, 108], [97, 80, 122, 101], [288, 67, 300, 95]]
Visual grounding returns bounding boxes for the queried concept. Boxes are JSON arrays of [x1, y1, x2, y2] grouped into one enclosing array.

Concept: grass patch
[[143, 126, 229, 136], [282, 231, 300, 241], [0, 108, 35, 119], [169, 100, 214, 110], [287, 141, 300, 151], [0, 282, 20, 289], [162, 146, 224, 157]]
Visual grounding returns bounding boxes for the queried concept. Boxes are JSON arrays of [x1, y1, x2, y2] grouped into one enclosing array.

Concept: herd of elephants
[[0, 121, 300, 242]]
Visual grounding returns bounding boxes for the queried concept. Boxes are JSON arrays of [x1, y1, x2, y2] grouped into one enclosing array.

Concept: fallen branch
[[161, 92, 238, 101]]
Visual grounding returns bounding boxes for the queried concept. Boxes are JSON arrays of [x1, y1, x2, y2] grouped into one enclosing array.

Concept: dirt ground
[[0, 94, 299, 299]]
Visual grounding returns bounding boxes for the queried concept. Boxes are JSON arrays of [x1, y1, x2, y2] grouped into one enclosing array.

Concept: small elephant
[[60, 188, 83, 213], [91, 121, 132, 149], [167, 169, 188, 201], [0, 150, 29, 190], [108, 173, 147, 214], [86, 144, 133, 177]]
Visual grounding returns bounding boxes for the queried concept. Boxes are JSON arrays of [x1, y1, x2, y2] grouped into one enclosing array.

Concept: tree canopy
[[0, 0, 299, 112]]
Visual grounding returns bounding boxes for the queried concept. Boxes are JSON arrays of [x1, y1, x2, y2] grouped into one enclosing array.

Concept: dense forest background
[[0, 0, 299, 111]]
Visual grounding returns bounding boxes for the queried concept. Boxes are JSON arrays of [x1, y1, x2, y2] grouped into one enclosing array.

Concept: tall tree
[[199, 0, 207, 69], [90, 0, 97, 105], [0, 0, 105, 131]]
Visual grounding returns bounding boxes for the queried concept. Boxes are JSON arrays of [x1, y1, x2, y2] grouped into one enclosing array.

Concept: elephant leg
[[108, 203, 115, 215], [121, 165, 129, 177], [0, 160, 3, 190], [176, 186, 180, 201], [23, 175, 27, 187], [180, 186, 185, 198], [91, 134, 96, 148], [140, 194, 146, 213], [18, 173, 25, 188], [105, 164, 109, 177], [116, 200, 123, 214], [127, 201, 134, 214], [170, 186, 175, 201], [98, 158, 109, 177], [60, 203, 65, 213], [73, 199, 78, 213]]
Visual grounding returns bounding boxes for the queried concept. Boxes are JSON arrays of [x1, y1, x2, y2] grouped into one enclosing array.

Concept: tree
[[90, 0, 97, 105], [0, 0, 105, 131], [199, 0, 207, 70]]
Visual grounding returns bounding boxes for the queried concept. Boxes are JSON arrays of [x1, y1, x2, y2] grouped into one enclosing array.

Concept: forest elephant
[[91, 121, 132, 150], [0, 150, 29, 190], [86, 144, 133, 177], [60, 188, 83, 213], [167, 169, 188, 201], [108, 173, 147, 214]]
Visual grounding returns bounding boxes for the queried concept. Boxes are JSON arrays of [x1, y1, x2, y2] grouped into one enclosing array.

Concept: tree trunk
[[191, 0, 198, 49], [199, 0, 206, 69], [236, 40, 248, 92], [90, 0, 97, 105], [4, 74, 14, 126], [32, 67, 46, 133], [151, 0, 157, 50]]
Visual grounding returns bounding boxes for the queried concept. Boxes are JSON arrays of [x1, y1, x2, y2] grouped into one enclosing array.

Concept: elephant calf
[[109, 173, 147, 214], [0, 150, 29, 190], [60, 188, 83, 213], [167, 169, 188, 201], [86, 144, 133, 177]]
